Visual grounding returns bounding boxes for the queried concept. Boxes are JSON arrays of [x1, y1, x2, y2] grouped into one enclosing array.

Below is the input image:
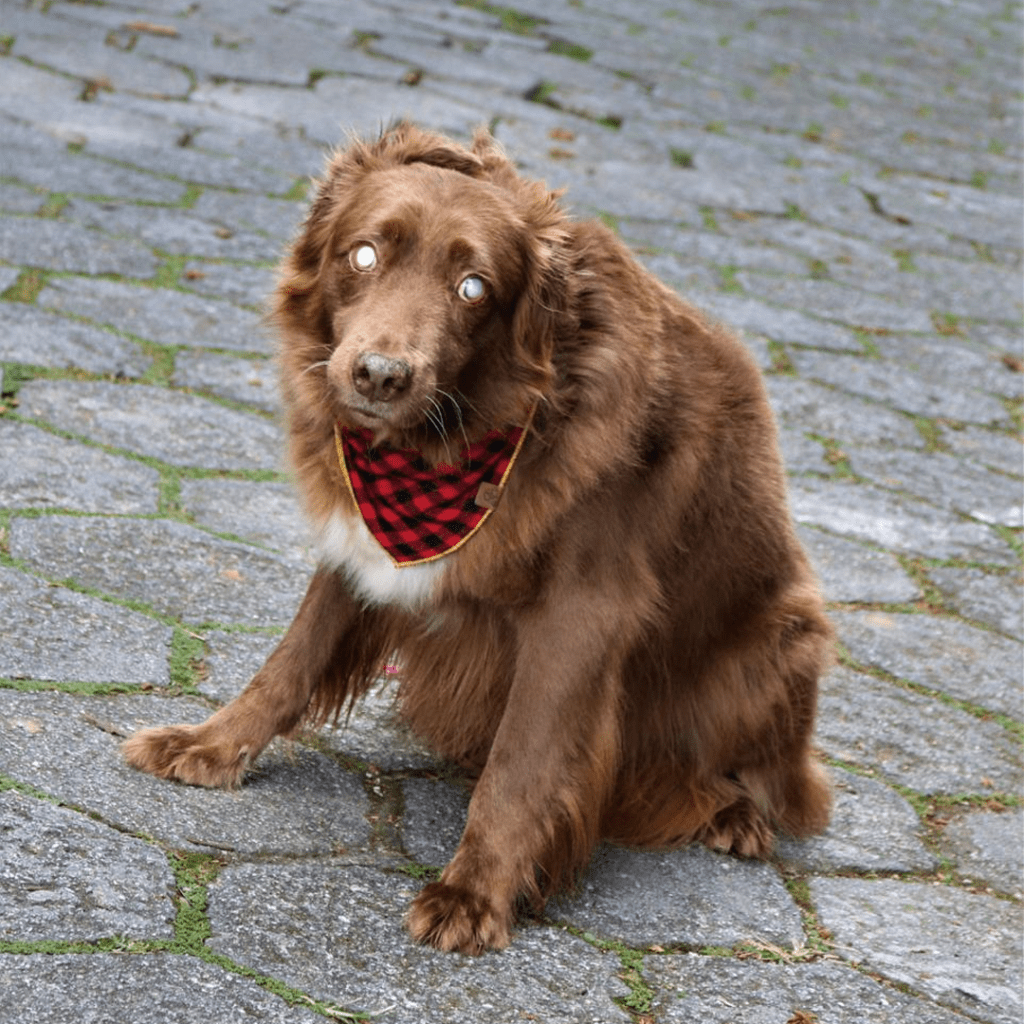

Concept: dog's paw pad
[[406, 881, 511, 954]]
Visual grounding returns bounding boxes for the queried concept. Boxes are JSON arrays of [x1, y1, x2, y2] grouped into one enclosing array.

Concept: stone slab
[[0, 216, 161, 277], [190, 190, 306, 244], [844, 444, 1023, 527], [789, 347, 1012, 427], [0, 789, 174, 942], [833, 609, 1023, 717], [18, 379, 283, 472], [13, 33, 193, 99], [178, 477, 311, 563], [0, 565, 171, 686], [402, 777, 471, 866], [0, 691, 371, 857], [61, 201, 282, 263], [816, 667, 1022, 796], [9, 515, 309, 627], [811, 877, 1023, 1024], [180, 259, 279, 309], [547, 844, 805, 951], [787, 475, 1017, 565], [0, 111, 186, 203], [883, 334, 1024, 403], [931, 566, 1023, 640], [0, 305, 152, 378], [172, 352, 281, 411], [691, 291, 863, 351], [942, 423, 1022, 476], [646, 956, 969, 1024], [765, 376, 925, 451], [0, 182, 49, 215], [796, 526, 920, 605], [942, 808, 1024, 898], [207, 861, 633, 1024], [0, 955, 324, 1024], [776, 767, 936, 874], [86, 138, 293, 195], [0, 419, 160, 514], [38, 276, 270, 353], [737, 271, 936, 333], [198, 630, 280, 705]]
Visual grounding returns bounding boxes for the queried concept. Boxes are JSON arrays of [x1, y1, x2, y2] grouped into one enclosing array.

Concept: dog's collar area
[[335, 417, 532, 567]]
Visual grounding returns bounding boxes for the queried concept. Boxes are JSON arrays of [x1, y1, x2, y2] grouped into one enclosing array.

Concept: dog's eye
[[457, 275, 485, 303], [350, 244, 378, 272]]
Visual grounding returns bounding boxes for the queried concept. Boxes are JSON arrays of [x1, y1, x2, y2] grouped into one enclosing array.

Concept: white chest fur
[[314, 509, 447, 609]]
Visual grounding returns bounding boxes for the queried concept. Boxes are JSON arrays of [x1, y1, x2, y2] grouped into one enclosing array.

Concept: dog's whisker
[[302, 359, 330, 377], [435, 389, 472, 460], [423, 394, 456, 463]]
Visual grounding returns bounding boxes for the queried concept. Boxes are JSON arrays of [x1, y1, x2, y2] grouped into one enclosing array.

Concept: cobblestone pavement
[[1, 0, 1022, 1021]]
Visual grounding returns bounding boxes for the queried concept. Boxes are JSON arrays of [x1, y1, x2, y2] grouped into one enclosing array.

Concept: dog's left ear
[[508, 182, 572, 404]]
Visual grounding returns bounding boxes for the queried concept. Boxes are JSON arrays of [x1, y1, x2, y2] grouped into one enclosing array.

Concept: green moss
[[1, 269, 47, 303], [150, 253, 191, 291], [893, 248, 917, 272], [718, 265, 742, 294], [670, 147, 695, 169], [548, 39, 593, 61], [0, 361, 39, 399], [167, 850, 221, 952], [168, 627, 206, 693], [458, 0, 545, 35], [767, 340, 796, 376], [281, 177, 310, 201]]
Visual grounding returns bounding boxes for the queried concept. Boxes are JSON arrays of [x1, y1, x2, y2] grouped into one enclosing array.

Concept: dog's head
[[275, 123, 570, 456]]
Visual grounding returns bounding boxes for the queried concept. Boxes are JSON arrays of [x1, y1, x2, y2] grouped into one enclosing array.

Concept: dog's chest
[[315, 509, 447, 608]]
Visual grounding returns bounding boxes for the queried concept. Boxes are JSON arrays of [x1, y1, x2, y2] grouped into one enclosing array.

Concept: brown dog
[[124, 122, 832, 954]]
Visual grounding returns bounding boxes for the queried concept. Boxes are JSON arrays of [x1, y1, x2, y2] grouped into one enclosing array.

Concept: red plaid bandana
[[335, 419, 531, 567]]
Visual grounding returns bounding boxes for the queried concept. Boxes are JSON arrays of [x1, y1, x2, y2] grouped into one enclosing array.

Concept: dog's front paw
[[406, 881, 512, 954], [122, 724, 251, 789]]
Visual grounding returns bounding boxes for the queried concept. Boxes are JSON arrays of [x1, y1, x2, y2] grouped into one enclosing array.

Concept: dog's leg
[[123, 567, 370, 788], [406, 595, 626, 954]]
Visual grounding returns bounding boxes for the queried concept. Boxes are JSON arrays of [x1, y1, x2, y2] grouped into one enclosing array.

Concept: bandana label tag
[[475, 481, 502, 510]]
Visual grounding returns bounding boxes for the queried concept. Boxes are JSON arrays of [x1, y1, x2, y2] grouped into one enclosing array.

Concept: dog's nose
[[352, 352, 413, 403]]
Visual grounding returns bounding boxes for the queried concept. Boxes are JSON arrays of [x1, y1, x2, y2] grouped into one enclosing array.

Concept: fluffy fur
[[124, 123, 833, 954]]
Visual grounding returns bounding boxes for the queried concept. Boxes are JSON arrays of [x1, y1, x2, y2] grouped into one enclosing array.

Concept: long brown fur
[[123, 122, 833, 954]]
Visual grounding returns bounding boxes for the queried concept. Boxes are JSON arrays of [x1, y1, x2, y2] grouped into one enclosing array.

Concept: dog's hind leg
[[123, 567, 387, 788]]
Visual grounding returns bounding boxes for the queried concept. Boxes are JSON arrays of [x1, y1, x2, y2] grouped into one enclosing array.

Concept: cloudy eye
[[351, 244, 377, 272], [457, 275, 485, 303]]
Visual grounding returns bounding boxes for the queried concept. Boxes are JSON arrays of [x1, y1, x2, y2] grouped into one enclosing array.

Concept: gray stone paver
[[0, 2, 1020, 1022], [0, 955, 325, 1024], [9, 515, 309, 626], [816, 666, 1022, 795], [942, 808, 1024, 898], [546, 844, 805, 951], [646, 957, 970, 1024], [0, 419, 160, 514], [811, 877, 1023, 1024], [207, 862, 633, 1024], [18, 378, 282, 471], [37, 276, 271, 354], [0, 789, 175, 942]]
